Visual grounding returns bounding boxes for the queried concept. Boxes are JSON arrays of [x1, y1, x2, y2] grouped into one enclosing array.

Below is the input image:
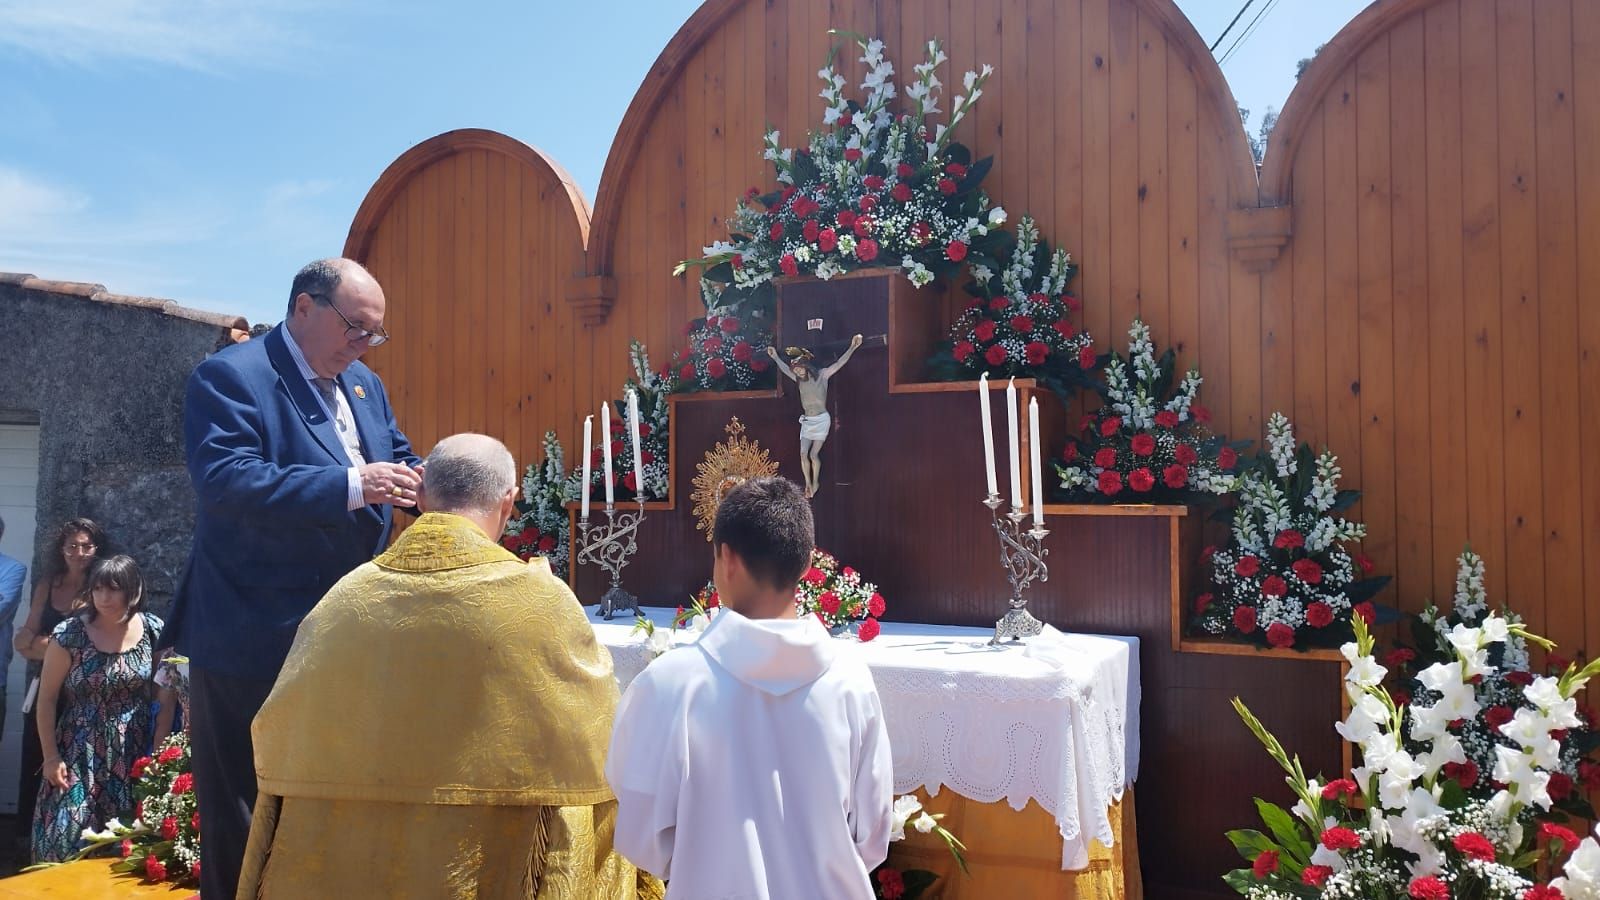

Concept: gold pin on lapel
[[353, 385, 367, 399]]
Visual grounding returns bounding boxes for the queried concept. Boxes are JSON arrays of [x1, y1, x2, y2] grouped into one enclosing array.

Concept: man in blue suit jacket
[[168, 258, 422, 900], [0, 514, 27, 741]]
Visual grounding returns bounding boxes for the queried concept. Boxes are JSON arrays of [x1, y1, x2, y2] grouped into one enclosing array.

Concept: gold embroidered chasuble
[[238, 512, 659, 899]]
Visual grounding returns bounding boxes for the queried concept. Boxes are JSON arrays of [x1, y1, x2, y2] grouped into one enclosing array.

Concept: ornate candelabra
[[577, 498, 647, 620], [983, 494, 1050, 644]]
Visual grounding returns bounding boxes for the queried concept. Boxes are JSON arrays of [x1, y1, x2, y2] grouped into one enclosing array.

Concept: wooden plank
[[1322, 70, 1363, 504], [1575, 0, 1600, 665], [1458, 0, 1508, 602], [1136, 11, 1169, 339], [1167, 45, 1200, 375], [1424, 1, 1468, 605], [1195, 86, 1233, 434], [1387, 15, 1431, 611], [1290, 111, 1327, 435], [484, 150, 506, 447], [1052, 0, 1083, 312], [1080, 0, 1112, 349], [682, 46, 707, 328], [1001, 0, 1027, 214], [1024, 0, 1054, 244], [414, 159, 439, 459], [451, 152, 471, 444], [975, 0, 1006, 200], [1495, 0, 1546, 637], [1533, 0, 1582, 648], [1107, 0, 1140, 339]]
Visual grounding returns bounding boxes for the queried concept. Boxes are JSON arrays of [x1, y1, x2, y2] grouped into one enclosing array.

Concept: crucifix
[[767, 332, 875, 499]]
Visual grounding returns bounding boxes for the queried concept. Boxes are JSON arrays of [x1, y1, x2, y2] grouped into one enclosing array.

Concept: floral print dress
[[31, 612, 162, 862]]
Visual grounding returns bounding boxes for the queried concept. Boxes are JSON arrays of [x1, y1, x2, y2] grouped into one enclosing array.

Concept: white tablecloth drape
[[588, 609, 1140, 871]]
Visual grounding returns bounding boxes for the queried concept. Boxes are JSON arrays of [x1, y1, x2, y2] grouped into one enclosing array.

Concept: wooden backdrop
[[345, 0, 1600, 893]]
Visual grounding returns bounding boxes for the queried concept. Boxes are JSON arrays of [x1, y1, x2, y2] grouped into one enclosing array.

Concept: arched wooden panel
[[343, 129, 593, 472], [1258, 0, 1600, 652]]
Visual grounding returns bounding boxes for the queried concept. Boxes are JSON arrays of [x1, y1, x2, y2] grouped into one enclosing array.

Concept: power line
[[1218, 0, 1284, 67], [1208, 0, 1259, 53]]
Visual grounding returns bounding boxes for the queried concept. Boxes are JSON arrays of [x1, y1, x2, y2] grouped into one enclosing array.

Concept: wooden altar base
[[889, 788, 1141, 900], [0, 860, 192, 898]]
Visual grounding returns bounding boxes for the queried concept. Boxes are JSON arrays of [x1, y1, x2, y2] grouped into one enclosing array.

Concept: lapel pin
[[353, 385, 367, 399]]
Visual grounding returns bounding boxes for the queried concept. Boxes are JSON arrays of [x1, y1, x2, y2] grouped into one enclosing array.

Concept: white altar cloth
[[588, 608, 1140, 870]]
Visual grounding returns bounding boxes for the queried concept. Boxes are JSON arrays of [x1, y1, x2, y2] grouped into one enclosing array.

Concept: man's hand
[[360, 462, 422, 507]]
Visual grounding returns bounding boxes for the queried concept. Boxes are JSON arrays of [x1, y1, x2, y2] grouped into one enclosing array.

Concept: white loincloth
[[798, 411, 831, 441]]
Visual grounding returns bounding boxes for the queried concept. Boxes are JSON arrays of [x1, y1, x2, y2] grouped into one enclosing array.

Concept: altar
[[590, 608, 1142, 897]]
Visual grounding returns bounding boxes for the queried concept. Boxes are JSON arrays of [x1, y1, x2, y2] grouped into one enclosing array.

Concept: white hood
[[696, 608, 837, 696]]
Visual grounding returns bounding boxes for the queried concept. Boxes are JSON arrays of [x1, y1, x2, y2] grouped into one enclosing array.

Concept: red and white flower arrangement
[[667, 305, 777, 393], [1055, 318, 1240, 503], [926, 215, 1097, 392], [502, 430, 571, 581], [675, 33, 1006, 307], [49, 731, 200, 885], [1190, 412, 1388, 649], [691, 548, 886, 641], [1224, 613, 1600, 899], [569, 340, 671, 502]]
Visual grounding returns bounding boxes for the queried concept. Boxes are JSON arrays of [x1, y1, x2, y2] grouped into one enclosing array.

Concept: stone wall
[[0, 274, 247, 614]]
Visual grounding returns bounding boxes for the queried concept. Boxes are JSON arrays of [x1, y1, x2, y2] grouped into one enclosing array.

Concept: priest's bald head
[[419, 433, 519, 539]]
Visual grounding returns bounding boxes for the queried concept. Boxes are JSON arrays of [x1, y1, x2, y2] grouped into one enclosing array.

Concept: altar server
[[240, 434, 658, 900], [606, 476, 894, 899]]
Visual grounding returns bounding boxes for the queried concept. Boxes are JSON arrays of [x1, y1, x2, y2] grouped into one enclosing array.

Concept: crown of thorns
[[783, 347, 815, 362]]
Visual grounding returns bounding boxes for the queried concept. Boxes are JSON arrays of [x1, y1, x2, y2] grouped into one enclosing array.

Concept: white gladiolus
[[889, 795, 923, 841], [913, 812, 938, 833]]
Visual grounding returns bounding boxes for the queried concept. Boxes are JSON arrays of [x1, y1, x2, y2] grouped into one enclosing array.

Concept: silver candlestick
[[577, 497, 647, 620], [984, 494, 1050, 644]]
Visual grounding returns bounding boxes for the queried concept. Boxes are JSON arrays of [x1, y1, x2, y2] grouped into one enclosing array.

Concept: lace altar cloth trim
[[590, 611, 1140, 871]]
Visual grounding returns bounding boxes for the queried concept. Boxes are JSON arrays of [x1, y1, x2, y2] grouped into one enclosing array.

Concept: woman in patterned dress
[[31, 555, 163, 862]]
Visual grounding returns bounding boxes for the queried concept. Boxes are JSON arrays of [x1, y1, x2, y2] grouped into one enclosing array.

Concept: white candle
[[601, 402, 615, 505], [1006, 378, 1022, 511], [979, 373, 998, 498], [1029, 396, 1044, 528], [580, 415, 593, 518], [627, 389, 645, 499]]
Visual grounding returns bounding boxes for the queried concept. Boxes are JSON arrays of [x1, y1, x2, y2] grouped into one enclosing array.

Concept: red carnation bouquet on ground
[[1190, 412, 1389, 650], [926, 215, 1098, 398], [668, 305, 777, 393], [1055, 318, 1243, 504]]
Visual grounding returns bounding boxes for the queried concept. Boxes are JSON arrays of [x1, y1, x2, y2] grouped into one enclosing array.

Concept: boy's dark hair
[[80, 555, 145, 623], [712, 477, 814, 591]]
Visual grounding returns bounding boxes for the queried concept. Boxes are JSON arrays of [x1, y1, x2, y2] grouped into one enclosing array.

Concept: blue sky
[[0, 0, 1370, 326]]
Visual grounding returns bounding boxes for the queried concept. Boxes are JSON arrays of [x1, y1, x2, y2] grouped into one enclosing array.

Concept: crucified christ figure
[[768, 333, 863, 499]]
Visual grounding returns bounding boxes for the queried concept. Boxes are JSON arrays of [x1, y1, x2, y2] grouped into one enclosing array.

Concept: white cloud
[[0, 0, 328, 71]]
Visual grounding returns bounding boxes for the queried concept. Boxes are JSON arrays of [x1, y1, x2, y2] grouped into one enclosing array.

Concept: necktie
[[313, 379, 344, 430]]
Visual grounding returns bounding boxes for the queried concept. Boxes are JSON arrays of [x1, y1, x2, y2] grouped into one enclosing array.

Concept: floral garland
[[925, 215, 1097, 395], [675, 32, 1006, 308], [1055, 318, 1241, 503], [53, 731, 199, 885], [1224, 613, 1600, 899], [502, 430, 572, 581], [1383, 548, 1600, 820], [668, 301, 778, 393], [692, 548, 886, 641], [568, 340, 671, 502], [1190, 412, 1389, 649]]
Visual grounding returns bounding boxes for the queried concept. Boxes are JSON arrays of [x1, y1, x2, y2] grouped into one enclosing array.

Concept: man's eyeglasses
[[311, 294, 390, 347]]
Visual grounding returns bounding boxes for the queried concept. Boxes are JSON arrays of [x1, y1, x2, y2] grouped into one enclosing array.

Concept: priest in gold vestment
[[238, 433, 659, 899]]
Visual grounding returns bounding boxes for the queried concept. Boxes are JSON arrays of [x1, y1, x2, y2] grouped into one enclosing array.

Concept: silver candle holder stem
[[984, 494, 1049, 645], [577, 497, 647, 620]]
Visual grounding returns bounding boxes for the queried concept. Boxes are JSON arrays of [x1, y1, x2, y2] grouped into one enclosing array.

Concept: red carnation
[[1292, 558, 1324, 585], [1194, 593, 1214, 614], [678, 362, 696, 382], [844, 147, 863, 161], [1233, 605, 1258, 633], [159, 744, 182, 764], [1320, 826, 1361, 851], [707, 358, 727, 379], [171, 772, 194, 795], [1356, 553, 1375, 574], [1027, 292, 1047, 304], [1541, 822, 1581, 852], [1524, 887, 1565, 900], [953, 341, 976, 363], [1100, 417, 1122, 437], [119, 839, 133, 858], [132, 756, 153, 779], [1200, 545, 1217, 563], [863, 175, 885, 190], [769, 221, 785, 241], [1354, 602, 1375, 625], [946, 162, 968, 177], [609, 439, 624, 457], [1306, 602, 1334, 628], [984, 344, 1008, 367], [1506, 670, 1534, 686], [144, 855, 167, 883], [622, 472, 638, 492], [974, 320, 997, 342], [1128, 467, 1155, 492], [938, 177, 958, 195], [1549, 654, 1572, 673], [1130, 433, 1156, 456], [160, 815, 178, 841], [779, 254, 799, 277], [859, 194, 878, 212], [802, 219, 819, 243], [1192, 403, 1213, 424], [1093, 448, 1118, 469], [1097, 470, 1123, 496], [1266, 622, 1295, 648], [802, 567, 826, 585], [733, 341, 753, 362], [1274, 529, 1305, 550], [947, 240, 969, 262], [1580, 760, 1600, 790], [1061, 443, 1078, 463], [819, 591, 841, 614], [1053, 320, 1076, 339], [1162, 464, 1187, 489], [1079, 344, 1097, 369], [1155, 410, 1179, 428], [1174, 443, 1198, 466], [989, 297, 1010, 313], [1024, 342, 1048, 366], [1443, 760, 1480, 789], [911, 221, 932, 243], [1252, 849, 1279, 879], [1409, 876, 1450, 900], [745, 186, 761, 200], [1063, 292, 1082, 311], [1549, 771, 1575, 800], [837, 209, 858, 228], [897, 163, 915, 178], [1321, 779, 1358, 800], [853, 216, 873, 238], [1234, 555, 1261, 577], [1453, 831, 1496, 862], [818, 228, 838, 252], [892, 182, 912, 202], [856, 239, 880, 262], [857, 617, 881, 642], [876, 866, 905, 900], [1009, 315, 1034, 333], [1302, 866, 1333, 887], [703, 335, 724, 353], [751, 357, 770, 373], [1386, 648, 1416, 668], [1392, 687, 1412, 706], [868, 592, 886, 618], [1217, 446, 1237, 470]]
